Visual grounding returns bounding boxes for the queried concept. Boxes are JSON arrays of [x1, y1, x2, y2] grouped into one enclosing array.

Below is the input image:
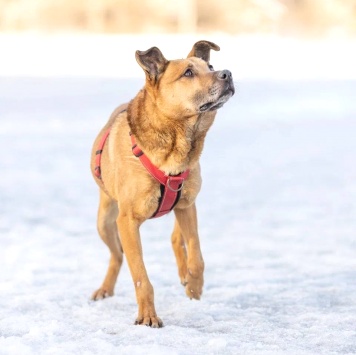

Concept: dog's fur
[[90, 40, 234, 327]]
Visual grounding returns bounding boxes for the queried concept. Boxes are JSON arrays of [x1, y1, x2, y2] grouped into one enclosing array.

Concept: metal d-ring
[[167, 178, 184, 192]]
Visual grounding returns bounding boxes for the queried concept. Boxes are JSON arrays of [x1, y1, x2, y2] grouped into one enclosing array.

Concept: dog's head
[[135, 40, 235, 118]]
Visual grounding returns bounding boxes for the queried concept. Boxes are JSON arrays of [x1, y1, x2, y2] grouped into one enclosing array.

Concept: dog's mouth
[[199, 86, 235, 113], [199, 101, 224, 112]]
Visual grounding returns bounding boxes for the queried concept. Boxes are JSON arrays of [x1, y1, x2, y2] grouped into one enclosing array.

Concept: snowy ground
[[1, 35, 356, 354]]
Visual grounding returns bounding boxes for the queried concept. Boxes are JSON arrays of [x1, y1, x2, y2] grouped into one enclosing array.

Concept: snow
[[1, 34, 356, 354], [1, 33, 356, 80]]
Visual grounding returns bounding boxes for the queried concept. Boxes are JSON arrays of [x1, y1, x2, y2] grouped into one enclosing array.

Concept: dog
[[90, 40, 234, 327]]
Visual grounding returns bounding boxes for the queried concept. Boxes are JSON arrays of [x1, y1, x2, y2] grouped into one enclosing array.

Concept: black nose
[[217, 69, 232, 80]]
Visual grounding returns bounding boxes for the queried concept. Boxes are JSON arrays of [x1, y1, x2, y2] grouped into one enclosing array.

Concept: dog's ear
[[187, 40, 220, 62], [135, 47, 168, 82]]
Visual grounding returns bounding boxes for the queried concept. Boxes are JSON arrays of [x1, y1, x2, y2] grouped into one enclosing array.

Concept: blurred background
[[0, 0, 355, 37], [0, 0, 355, 79]]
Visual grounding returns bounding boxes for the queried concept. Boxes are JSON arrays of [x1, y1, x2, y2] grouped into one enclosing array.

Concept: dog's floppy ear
[[135, 47, 168, 82], [187, 40, 220, 62]]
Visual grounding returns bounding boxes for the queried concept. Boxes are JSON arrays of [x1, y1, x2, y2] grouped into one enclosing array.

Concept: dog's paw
[[91, 287, 114, 301], [135, 316, 163, 328], [184, 269, 203, 300]]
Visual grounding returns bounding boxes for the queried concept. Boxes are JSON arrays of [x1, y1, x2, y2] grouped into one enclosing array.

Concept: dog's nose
[[217, 70, 232, 80]]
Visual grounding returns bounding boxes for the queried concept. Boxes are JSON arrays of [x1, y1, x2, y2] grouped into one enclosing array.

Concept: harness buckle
[[167, 176, 185, 192]]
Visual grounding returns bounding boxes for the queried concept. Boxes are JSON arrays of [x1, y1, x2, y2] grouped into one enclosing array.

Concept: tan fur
[[89, 40, 234, 327]]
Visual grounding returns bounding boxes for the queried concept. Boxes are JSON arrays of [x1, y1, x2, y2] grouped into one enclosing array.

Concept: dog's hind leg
[[171, 219, 188, 286], [92, 189, 123, 300], [174, 203, 204, 300]]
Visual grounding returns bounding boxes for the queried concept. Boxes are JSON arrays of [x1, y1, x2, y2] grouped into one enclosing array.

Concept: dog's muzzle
[[199, 69, 235, 112], [218, 69, 235, 96]]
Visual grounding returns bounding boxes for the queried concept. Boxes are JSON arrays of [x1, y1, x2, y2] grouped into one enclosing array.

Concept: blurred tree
[[178, 0, 197, 33], [279, 0, 356, 36], [0, 0, 354, 37]]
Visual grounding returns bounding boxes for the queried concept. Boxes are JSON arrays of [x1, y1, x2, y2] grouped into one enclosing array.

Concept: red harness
[[94, 128, 189, 218], [94, 129, 110, 181]]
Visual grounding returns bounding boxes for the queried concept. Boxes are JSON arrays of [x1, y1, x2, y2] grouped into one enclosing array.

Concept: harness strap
[[94, 128, 111, 180], [130, 134, 190, 218], [93, 123, 189, 219]]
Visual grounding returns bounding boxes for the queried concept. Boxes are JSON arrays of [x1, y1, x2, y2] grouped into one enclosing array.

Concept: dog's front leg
[[116, 211, 163, 328], [171, 219, 188, 286], [174, 203, 204, 300]]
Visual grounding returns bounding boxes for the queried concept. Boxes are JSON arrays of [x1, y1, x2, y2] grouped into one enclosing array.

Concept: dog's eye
[[184, 69, 193, 77], [208, 64, 214, 71]]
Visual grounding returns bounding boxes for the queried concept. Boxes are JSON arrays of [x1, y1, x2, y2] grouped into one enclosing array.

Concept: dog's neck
[[127, 88, 216, 175]]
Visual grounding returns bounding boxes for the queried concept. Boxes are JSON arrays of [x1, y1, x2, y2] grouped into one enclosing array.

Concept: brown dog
[[90, 40, 234, 327]]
